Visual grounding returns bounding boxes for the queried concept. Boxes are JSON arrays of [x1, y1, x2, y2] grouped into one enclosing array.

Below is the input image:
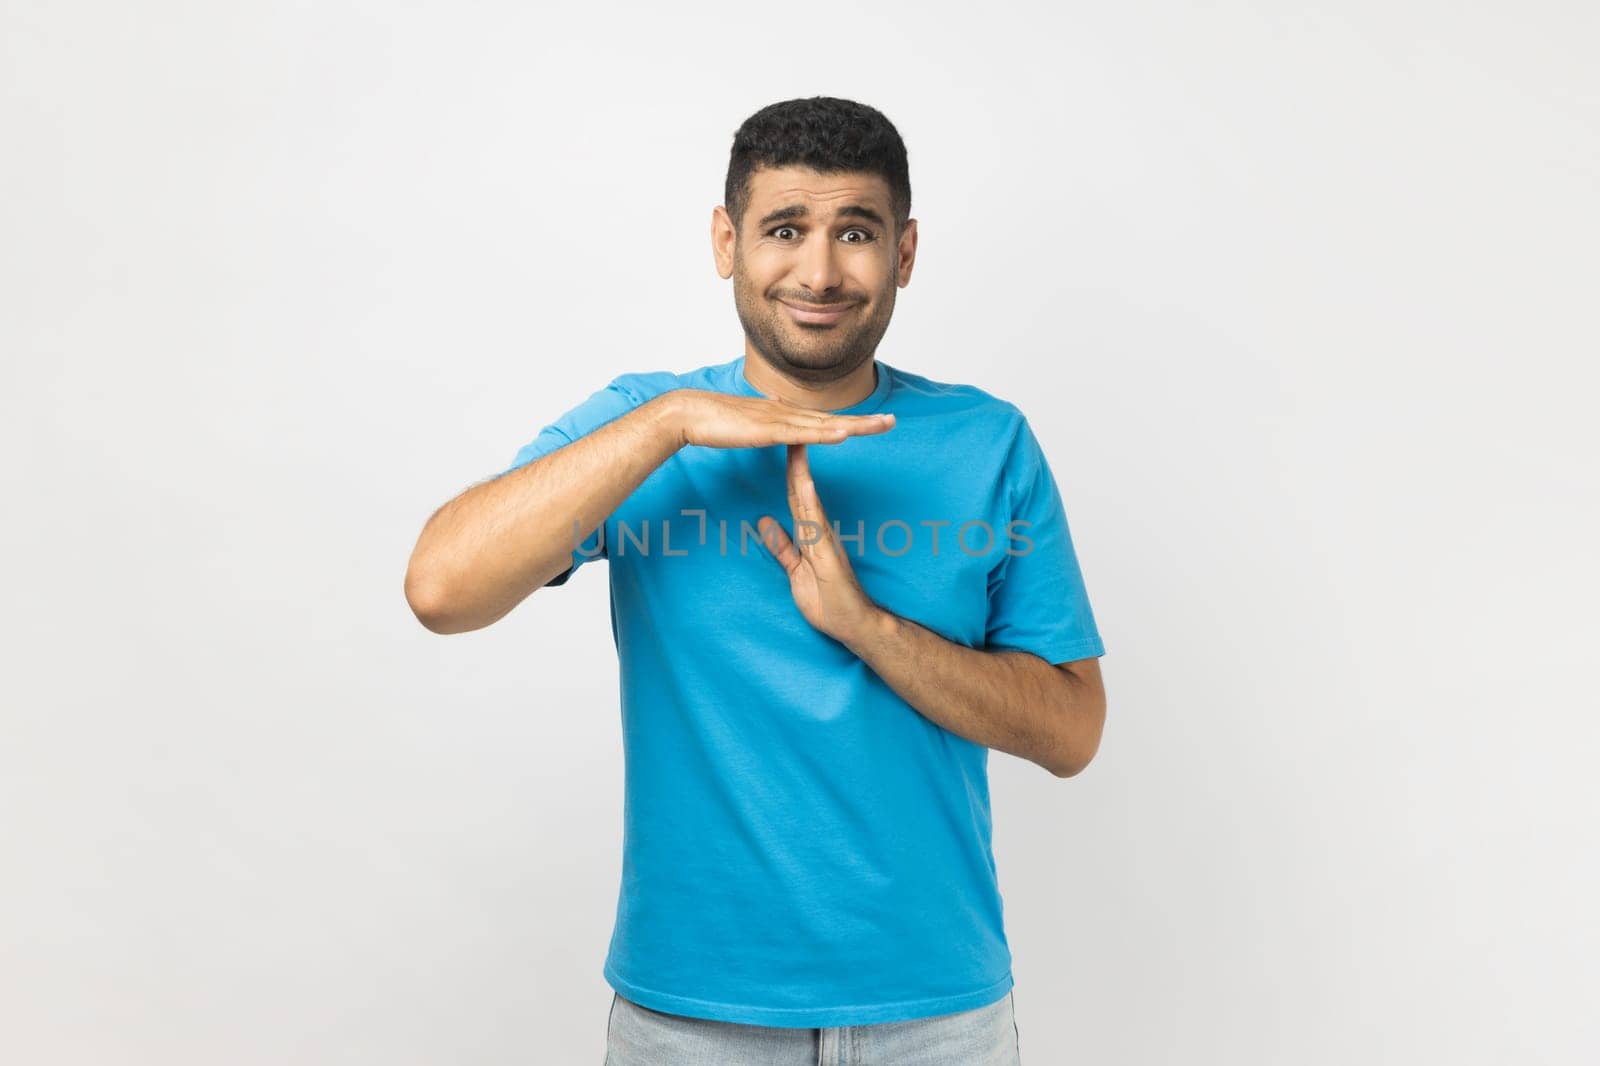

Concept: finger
[[785, 444, 832, 559], [842, 412, 895, 435], [805, 412, 895, 433], [770, 422, 851, 444], [757, 515, 803, 577], [769, 407, 895, 437]]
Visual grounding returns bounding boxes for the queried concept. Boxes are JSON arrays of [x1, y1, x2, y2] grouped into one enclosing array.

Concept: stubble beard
[[732, 249, 898, 387]]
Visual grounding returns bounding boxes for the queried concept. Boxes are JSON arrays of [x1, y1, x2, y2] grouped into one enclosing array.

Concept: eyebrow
[[755, 203, 889, 230]]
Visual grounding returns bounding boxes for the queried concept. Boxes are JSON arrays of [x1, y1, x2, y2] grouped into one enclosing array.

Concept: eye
[[765, 225, 878, 243]]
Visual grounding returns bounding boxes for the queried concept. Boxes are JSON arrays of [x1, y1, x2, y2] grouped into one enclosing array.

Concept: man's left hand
[[758, 444, 885, 648]]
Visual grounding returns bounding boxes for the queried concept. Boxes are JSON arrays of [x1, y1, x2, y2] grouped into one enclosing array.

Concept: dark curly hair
[[724, 96, 912, 239]]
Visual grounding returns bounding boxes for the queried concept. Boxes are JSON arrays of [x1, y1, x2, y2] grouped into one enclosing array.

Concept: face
[[713, 166, 918, 385]]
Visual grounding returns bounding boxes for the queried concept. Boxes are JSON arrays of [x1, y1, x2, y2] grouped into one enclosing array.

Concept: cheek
[[731, 266, 764, 295], [733, 260, 777, 292]]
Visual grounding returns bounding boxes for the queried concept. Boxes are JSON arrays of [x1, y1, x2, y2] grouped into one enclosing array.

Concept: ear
[[896, 217, 919, 287], [711, 205, 737, 279]]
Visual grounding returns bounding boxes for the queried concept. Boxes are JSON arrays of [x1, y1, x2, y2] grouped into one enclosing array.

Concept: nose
[[795, 229, 844, 297]]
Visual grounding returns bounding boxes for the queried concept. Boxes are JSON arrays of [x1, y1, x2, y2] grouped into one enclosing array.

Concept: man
[[404, 96, 1106, 1064]]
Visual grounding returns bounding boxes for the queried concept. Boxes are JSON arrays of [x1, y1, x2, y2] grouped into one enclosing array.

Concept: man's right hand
[[665, 389, 896, 449]]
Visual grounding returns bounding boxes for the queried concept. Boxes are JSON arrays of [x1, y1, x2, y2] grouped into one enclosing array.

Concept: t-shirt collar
[[724, 354, 894, 416]]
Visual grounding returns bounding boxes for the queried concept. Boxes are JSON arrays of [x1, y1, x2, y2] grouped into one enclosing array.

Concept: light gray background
[[3, 2, 1595, 1063]]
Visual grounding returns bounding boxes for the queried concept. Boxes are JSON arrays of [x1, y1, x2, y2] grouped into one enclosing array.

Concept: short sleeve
[[500, 376, 643, 587], [984, 414, 1106, 663]]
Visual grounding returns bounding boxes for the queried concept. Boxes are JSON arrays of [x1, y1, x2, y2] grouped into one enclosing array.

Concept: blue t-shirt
[[502, 354, 1105, 1028]]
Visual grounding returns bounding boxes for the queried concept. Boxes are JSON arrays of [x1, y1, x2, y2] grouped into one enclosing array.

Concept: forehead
[[744, 165, 892, 218]]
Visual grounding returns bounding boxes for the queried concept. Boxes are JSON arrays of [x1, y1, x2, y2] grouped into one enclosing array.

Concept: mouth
[[779, 299, 857, 326]]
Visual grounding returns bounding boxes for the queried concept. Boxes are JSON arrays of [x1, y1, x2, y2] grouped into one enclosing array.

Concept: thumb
[[757, 514, 802, 576]]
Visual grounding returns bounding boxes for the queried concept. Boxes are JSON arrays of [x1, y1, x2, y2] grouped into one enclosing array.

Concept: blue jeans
[[604, 988, 1023, 1064]]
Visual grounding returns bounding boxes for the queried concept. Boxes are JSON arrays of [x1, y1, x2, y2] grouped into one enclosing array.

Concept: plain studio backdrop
[[2, 2, 1595, 1063]]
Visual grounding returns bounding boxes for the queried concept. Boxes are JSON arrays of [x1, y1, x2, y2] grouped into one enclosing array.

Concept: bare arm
[[404, 390, 896, 635], [848, 613, 1107, 777], [404, 394, 683, 634]]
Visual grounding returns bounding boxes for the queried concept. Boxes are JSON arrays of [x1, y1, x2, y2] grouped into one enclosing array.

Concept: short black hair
[[724, 96, 912, 239]]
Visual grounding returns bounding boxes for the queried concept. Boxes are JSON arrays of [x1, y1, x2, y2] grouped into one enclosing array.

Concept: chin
[[776, 343, 849, 365]]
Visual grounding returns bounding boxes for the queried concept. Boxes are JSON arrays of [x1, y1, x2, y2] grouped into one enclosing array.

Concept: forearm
[[405, 392, 684, 633], [843, 609, 1104, 777]]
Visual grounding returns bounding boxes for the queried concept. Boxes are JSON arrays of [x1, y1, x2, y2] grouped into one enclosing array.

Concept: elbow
[[1049, 741, 1101, 779], [404, 524, 461, 633], [1051, 752, 1096, 779], [404, 557, 543, 635], [404, 560, 474, 635], [1048, 695, 1107, 779], [404, 569, 453, 634]]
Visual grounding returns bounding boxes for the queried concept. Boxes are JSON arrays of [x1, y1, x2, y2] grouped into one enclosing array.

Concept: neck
[[741, 345, 878, 411]]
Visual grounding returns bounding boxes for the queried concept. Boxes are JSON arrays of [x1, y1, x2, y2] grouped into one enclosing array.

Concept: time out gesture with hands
[[667, 388, 895, 448], [665, 388, 894, 648]]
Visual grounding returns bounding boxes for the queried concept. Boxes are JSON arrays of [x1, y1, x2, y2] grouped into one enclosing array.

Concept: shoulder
[[597, 358, 734, 404], [887, 366, 1067, 504], [885, 362, 1032, 445], [597, 369, 693, 404]]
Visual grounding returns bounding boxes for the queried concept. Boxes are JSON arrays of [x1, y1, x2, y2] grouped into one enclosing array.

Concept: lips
[[780, 299, 856, 325]]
